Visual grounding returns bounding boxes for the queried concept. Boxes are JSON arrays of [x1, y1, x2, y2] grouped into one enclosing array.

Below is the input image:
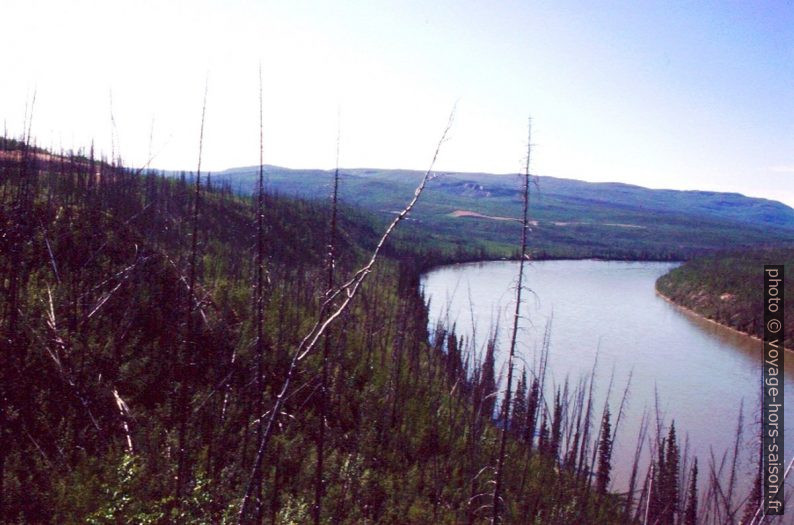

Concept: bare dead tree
[[112, 389, 134, 455], [175, 77, 208, 504], [313, 109, 341, 525], [237, 107, 455, 524], [625, 410, 650, 524], [109, 89, 119, 167], [725, 401, 743, 523], [249, 63, 269, 525], [492, 118, 532, 525]]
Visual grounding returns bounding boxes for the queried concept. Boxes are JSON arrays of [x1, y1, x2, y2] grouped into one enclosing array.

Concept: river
[[420, 259, 794, 502]]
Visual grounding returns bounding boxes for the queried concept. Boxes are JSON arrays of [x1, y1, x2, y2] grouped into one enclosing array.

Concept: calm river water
[[421, 259, 794, 498]]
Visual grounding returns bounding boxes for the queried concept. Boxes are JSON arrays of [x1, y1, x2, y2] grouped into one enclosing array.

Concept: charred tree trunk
[[492, 119, 532, 525], [313, 119, 341, 525], [175, 81, 208, 505]]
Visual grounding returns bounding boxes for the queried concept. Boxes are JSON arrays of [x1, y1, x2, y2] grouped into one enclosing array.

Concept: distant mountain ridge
[[208, 164, 794, 258], [219, 164, 794, 227]]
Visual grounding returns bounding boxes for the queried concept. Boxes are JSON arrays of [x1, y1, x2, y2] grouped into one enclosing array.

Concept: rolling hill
[[209, 165, 794, 260]]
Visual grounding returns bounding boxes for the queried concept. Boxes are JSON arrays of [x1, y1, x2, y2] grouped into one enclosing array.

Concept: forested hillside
[[1, 136, 764, 524], [656, 249, 794, 350], [211, 165, 794, 260], [0, 137, 635, 524]]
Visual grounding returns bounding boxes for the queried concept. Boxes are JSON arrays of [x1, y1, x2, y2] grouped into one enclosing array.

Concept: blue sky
[[2, 0, 793, 206]]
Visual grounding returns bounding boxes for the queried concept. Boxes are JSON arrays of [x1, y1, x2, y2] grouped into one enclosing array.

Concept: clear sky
[[2, 0, 793, 206]]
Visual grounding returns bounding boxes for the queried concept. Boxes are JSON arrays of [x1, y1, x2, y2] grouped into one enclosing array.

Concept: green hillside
[[212, 165, 794, 260]]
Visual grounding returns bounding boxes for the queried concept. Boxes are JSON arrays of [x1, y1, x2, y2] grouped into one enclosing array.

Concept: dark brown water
[[421, 259, 794, 500]]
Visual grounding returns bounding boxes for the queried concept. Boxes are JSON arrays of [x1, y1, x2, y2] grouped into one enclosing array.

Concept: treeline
[[656, 248, 793, 350], [0, 135, 765, 524]]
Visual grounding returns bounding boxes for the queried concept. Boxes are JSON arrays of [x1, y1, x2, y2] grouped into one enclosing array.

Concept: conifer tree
[[538, 412, 549, 457], [650, 438, 665, 522], [663, 423, 680, 523], [684, 458, 698, 525], [524, 376, 540, 449], [511, 368, 527, 438], [651, 423, 680, 525], [478, 338, 497, 421], [596, 408, 612, 495], [549, 389, 562, 462]]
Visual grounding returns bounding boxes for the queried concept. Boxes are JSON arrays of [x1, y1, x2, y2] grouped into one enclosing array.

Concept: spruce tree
[[650, 438, 666, 522], [663, 423, 680, 523], [511, 368, 527, 438], [538, 412, 549, 457], [596, 408, 612, 495], [524, 377, 540, 449], [549, 390, 562, 462], [479, 339, 497, 420], [683, 458, 698, 525]]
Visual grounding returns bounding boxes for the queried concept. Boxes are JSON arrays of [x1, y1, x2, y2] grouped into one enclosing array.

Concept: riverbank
[[655, 288, 793, 353], [654, 249, 793, 351]]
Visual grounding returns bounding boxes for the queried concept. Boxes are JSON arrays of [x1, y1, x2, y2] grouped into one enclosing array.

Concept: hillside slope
[[211, 165, 794, 260], [1, 142, 630, 523]]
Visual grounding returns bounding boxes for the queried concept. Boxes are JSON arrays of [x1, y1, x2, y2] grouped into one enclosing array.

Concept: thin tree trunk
[[313, 113, 341, 525], [492, 119, 532, 525], [176, 79, 208, 504], [251, 63, 269, 525]]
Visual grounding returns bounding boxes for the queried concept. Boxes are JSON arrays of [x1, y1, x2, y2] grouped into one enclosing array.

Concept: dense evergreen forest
[[656, 249, 793, 350], [0, 134, 769, 524]]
